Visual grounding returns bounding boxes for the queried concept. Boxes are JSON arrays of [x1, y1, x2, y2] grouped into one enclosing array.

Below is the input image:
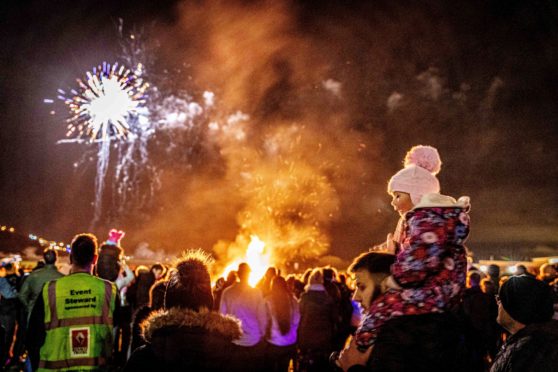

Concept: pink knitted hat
[[387, 145, 442, 205]]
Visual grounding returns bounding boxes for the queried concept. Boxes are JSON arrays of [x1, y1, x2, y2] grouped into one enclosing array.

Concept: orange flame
[[220, 235, 272, 287]]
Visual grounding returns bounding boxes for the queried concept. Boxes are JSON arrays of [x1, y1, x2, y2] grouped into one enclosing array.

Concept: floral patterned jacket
[[355, 195, 470, 350]]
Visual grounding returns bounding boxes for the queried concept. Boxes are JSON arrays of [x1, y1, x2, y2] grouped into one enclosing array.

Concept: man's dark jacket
[[349, 313, 475, 372], [490, 320, 558, 372]]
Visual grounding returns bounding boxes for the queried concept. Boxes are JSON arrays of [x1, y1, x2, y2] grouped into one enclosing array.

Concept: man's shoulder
[[371, 313, 468, 371], [95, 276, 118, 291], [221, 283, 237, 294], [31, 266, 64, 279], [378, 313, 461, 341], [517, 320, 558, 343], [56, 273, 115, 287], [223, 282, 260, 296], [494, 321, 558, 372]]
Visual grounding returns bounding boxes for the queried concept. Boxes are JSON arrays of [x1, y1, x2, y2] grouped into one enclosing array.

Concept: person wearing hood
[[490, 275, 558, 372], [354, 145, 471, 352], [335, 251, 473, 372], [124, 250, 242, 372]]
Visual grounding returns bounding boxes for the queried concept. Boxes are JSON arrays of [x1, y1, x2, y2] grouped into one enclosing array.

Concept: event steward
[[27, 233, 118, 371]]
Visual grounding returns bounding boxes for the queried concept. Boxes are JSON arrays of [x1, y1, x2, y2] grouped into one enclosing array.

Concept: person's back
[[220, 279, 266, 346], [0, 265, 21, 308], [38, 273, 116, 370], [128, 308, 241, 372], [219, 263, 268, 371], [297, 268, 338, 372], [362, 312, 471, 372], [298, 288, 336, 350], [126, 251, 242, 372], [129, 269, 155, 311], [0, 263, 21, 367], [19, 249, 64, 319], [265, 276, 300, 372], [27, 233, 117, 371]]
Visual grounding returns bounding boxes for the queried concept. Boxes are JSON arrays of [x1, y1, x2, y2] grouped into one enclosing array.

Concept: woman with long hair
[[265, 275, 300, 372]]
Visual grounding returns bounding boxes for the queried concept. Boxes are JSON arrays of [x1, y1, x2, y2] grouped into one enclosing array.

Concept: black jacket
[[349, 313, 474, 372], [490, 320, 558, 372], [298, 288, 338, 351], [124, 307, 241, 372]]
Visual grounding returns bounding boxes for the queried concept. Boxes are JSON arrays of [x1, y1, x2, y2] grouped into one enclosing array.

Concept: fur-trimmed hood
[[142, 307, 242, 343], [128, 307, 242, 371]]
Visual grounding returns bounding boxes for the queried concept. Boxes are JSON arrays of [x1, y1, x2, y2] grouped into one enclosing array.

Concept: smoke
[[14, 0, 555, 263], [132, 0, 386, 266], [130, 0, 557, 263]]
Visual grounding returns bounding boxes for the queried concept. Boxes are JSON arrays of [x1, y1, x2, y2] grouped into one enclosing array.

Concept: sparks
[[61, 62, 148, 141]]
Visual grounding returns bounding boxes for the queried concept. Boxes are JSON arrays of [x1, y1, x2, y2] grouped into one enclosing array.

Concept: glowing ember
[[220, 235, 272, 287]]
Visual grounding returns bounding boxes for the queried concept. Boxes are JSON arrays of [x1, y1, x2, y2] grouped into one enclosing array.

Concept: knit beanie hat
[[165, 250, 214, 311], [388, 145, 442, 205], [499, 275, 554, 325]]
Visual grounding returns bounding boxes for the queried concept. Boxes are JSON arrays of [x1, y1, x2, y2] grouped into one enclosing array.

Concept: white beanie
[[387, 145, 442, 205]]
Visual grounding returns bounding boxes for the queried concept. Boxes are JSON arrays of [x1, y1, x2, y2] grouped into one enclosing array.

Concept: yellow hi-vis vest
[[38, 273, 116, 371]]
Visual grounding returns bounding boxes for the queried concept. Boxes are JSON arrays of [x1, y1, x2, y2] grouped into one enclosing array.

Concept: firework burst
[[59, 62, 149, 141]]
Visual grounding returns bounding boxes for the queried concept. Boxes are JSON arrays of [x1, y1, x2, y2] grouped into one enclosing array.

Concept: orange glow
[[220, 235, 272, 287]]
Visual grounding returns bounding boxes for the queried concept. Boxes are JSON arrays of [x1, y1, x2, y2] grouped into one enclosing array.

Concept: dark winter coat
[[490, 320, 558, 372], [349, 313, 473, 372], [130, 305, 153, 353], [124, 307, 242, 372], [127, 271, 155, 311], [297, 287, 338, 351]]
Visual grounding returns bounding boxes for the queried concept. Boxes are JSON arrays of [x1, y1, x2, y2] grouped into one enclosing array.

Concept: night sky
[[1, 0, 557, 264]]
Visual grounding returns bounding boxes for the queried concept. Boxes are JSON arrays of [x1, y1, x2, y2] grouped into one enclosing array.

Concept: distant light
[[8, 227, 14, 233], [479, 265, 488, 273], [508, 266, 518, 274]]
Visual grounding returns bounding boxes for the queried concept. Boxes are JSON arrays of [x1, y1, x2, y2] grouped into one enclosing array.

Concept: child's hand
[[386, 233, 395, 253], [370, 233, 396, 253], [384, 275, 402, 290]]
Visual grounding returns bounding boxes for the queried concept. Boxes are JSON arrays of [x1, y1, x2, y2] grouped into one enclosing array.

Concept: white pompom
[[404, 145, 442, 175]]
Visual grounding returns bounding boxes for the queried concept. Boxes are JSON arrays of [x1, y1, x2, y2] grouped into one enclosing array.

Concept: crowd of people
[[1, 235, 557, 372], [0, 144, 557, 371]]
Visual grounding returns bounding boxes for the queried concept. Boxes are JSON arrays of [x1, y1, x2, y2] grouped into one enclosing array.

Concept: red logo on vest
[[70, 327, 90, 357]]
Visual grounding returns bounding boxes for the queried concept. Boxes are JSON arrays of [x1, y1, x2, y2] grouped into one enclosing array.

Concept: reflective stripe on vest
[[39, 357, 107, 369], [39, 274, 115, 371], [45, 280, 113, 330]]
